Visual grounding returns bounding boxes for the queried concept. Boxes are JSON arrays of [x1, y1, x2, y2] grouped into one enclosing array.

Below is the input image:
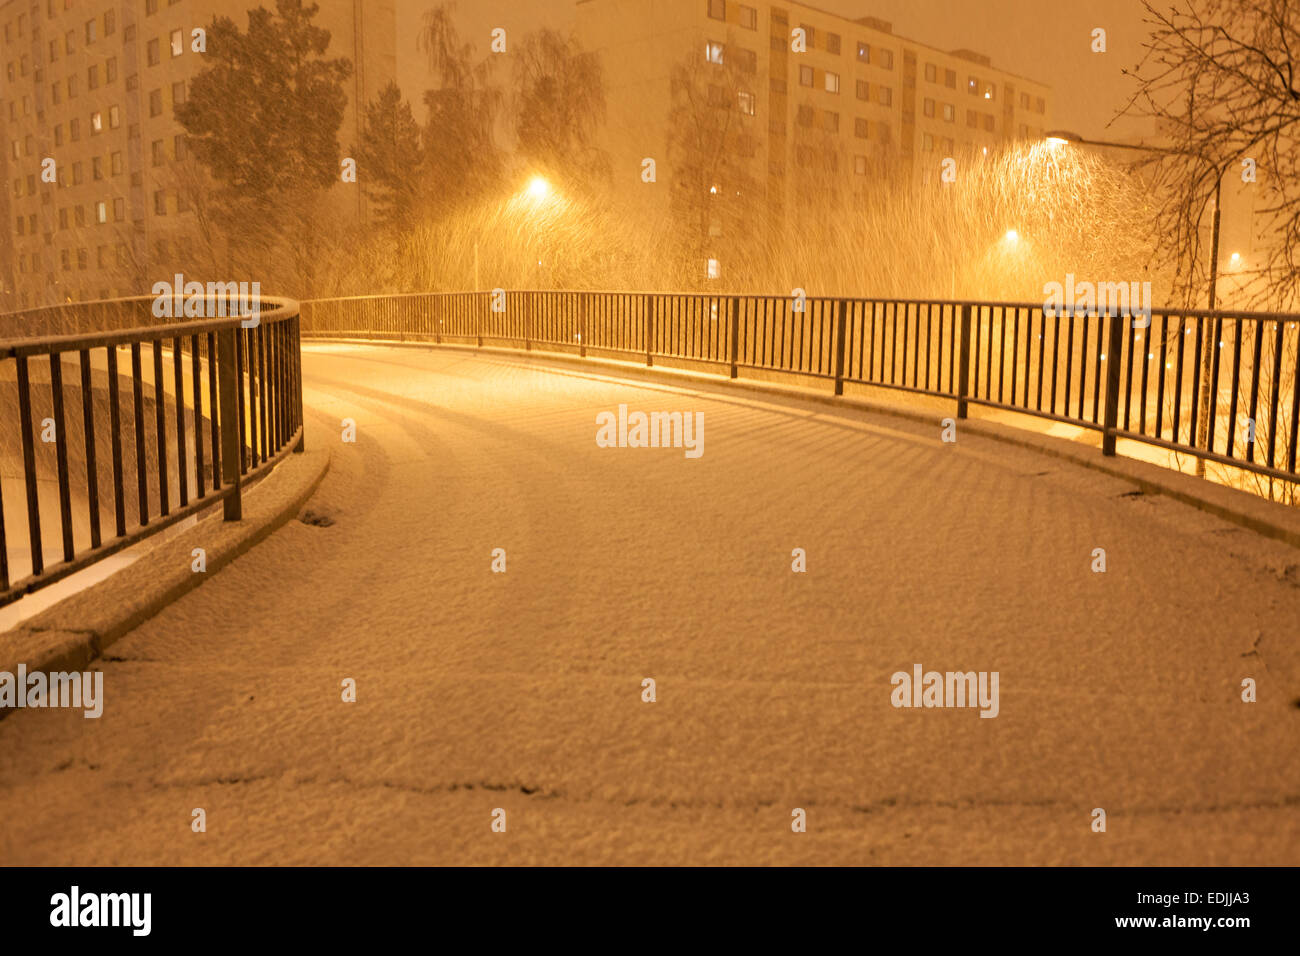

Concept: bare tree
[[417, 3, 505, 219], [511, 29, 609, 191], [1119, 0, 1300, 310]]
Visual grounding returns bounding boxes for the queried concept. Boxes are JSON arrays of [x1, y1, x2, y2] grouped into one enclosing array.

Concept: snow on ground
[[0, 343, 1297, 865]]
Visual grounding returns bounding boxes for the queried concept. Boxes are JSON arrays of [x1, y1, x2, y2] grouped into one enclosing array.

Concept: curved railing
[[300, 291, 1300, 492], [1, 296, 304, 607]]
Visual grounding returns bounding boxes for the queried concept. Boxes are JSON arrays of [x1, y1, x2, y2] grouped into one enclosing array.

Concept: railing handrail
[[0, 296, 300, 357], [298, 290, 1300, 324], [1, 295, 306, 608], [297, 289, 1300, 499]]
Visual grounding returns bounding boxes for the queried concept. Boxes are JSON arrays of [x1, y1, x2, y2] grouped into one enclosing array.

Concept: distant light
[[1004, 229, 1019, 243], [1046, 137, 1069, 147], [1229, 252, 1241, 265], [709, 185, 718, 194], [527, 176, 550, 199], [984, 91, 991, 99], [982, 146, 988, 155]]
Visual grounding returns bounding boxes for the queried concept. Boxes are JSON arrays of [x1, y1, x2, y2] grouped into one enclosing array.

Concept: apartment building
[[0, 0, 395, 312], [576, 0, 1052, 257]]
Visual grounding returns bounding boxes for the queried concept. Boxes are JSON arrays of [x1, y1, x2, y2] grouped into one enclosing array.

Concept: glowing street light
[[527, 176, 551, 200], [1004, 229, 1020, 244]]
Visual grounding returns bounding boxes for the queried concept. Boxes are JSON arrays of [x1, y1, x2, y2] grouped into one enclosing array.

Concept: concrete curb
[[0, 445, 330, 696], [307, 335, 1300, 550]]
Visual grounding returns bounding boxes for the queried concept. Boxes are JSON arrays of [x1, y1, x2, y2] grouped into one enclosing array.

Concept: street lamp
[[1045, 129, 1232, 311], [527, 176, 551, 200], [1046, 129, 1234, 473]]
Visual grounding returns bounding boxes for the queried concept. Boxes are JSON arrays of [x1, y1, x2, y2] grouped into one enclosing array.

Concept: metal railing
[[301, 291, 1300, 488], [1, 296, 305, 608]]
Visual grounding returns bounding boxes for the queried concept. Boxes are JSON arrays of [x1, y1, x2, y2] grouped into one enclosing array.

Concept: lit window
[[706, 258, 721, 280], [91, 110, 102, 132], [705, 41, 723, 65], [856, 42, 869, 63], [170, 29, 183, 56], [96, 201, 107, 223], [854, 155, 868, 175], [738, 91, 755, 115], [824, 71, 839, 93]]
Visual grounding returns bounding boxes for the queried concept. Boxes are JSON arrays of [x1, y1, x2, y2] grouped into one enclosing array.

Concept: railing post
[[728, 296, 740, 379], [217, 325, 243, 520], [956, 302, 973, 419], [525, 292, 532, 351], [580, 295, 587, 358], [293, 316, 305, 453], [1101, 310, 1125, 457], [833, 298, 848, 396], [477, 293, 483, 348], [645, 294, 655, 367]]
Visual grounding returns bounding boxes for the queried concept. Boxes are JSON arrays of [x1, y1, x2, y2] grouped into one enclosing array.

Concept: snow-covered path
[[1, 343, 1298, 865]]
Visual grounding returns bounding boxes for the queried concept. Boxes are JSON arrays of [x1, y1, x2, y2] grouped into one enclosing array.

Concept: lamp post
[[1046, 130, 1233, 473]]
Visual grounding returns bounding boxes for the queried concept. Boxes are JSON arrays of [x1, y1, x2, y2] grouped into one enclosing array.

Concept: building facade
[[1, 0, 395, 312], [576, 0, 1052, 267]]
